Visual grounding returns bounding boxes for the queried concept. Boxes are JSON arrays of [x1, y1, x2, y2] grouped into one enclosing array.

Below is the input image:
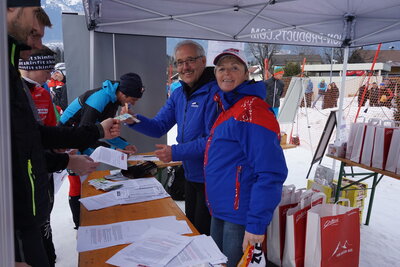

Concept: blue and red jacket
[[204, 80, 288, 235], [129, 68, 220, 183]]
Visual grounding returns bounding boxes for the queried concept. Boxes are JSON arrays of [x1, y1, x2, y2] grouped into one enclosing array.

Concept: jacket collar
[[181, 67, 216, 98]]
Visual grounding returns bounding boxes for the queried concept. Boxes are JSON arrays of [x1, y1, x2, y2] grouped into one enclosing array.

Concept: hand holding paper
[[90, 146, 127, 170]]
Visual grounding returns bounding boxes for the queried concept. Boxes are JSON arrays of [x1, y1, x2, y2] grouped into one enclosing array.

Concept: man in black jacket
[[264, 66, 285, 116], [7, 2, 120, 266]]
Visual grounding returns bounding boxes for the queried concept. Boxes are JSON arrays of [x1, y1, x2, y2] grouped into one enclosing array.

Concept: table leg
[[365, 173, 378, 225], [335, 162, 345, 202]]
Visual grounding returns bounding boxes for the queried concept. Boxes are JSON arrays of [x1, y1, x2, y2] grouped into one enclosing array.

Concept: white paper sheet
[[106, 228, 192, 267], [90, 146, 127, 170], [79, 178, 170, 210], [166, 235, 227, 267], [77, 216, 192, 252], [128, 155, 160, 161]]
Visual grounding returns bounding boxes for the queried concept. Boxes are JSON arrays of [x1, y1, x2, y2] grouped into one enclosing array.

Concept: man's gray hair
[[174, 40, 205, 58]]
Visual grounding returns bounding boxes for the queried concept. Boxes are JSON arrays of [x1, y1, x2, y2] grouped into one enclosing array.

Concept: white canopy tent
[[82, 0, 400, 141]]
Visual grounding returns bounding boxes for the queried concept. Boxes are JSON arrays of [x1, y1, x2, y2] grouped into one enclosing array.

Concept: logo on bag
[[323, 218, 339, 229], [330, 240, 353, 260], [295, 210, 307, 223]]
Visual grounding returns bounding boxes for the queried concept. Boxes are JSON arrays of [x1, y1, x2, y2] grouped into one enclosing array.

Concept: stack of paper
[[80, 178, 169, 211], [90, 146, 128, 170], [128, 155, 160, 162], [106, 229, 227, 267], [77, 216, 192, 252]]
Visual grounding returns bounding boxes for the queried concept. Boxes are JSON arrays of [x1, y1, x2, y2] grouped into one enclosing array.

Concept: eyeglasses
[[174, 56, 202, 67]]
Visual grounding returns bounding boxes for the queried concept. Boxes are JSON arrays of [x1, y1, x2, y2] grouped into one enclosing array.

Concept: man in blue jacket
[[123, 40, 220, 235]]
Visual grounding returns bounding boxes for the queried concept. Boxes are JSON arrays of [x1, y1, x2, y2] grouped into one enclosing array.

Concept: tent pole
[[112, 34, 116, 80], [0, 0, 15, 265], [335, 46, 350, 145], [89, 30, 94, 89]]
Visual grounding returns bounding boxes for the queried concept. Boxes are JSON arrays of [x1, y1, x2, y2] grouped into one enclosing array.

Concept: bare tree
[[246, 43, 281, 79], [292, 45, 317, 55], [322, 47, 345, 64]]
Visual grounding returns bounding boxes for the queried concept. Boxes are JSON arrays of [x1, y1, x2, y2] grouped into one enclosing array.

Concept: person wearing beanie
[[264, 66, 285, 116], [59, 73, 143, 230], [8, 3, 124, 266], [19, 47, 57, 126]]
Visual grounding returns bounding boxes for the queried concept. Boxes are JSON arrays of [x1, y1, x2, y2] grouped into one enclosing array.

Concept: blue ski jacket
[[204, 80, 288, 235], [129, 68, 220, 183]]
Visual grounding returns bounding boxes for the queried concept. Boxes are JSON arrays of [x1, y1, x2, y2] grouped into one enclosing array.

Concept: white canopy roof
[[83, 0, 400, 48]]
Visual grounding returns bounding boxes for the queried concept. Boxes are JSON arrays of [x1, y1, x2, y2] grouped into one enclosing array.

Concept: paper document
[[90, 146, 127, 170], [128, 155, 160, 161], [77, 216, 192, 252], [166, 235, 227, 267], [79, 178, 170, 210], [106, 228, 192, 267]]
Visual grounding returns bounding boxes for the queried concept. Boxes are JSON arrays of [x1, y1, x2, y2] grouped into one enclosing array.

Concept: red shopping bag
[[360, 118, 380, 166], [304, 203, 360, 267], [385, 128, 400, 172], [267, 186, 304, 266], [282, 193, 325, 267], [371, 120, 396, 169]]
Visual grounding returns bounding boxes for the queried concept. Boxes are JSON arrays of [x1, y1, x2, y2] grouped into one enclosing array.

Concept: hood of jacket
[[102, 80, 119, 103], [217, 80, 266, 111]]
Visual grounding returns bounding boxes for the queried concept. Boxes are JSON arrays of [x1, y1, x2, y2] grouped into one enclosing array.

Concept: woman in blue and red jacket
[[204, 48, 288, 267]]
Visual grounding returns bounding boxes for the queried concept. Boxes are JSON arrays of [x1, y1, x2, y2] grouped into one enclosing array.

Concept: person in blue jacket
[[60, 72, 142, 229], [122, 40, 220, 235], [204, 48, 288, 266]]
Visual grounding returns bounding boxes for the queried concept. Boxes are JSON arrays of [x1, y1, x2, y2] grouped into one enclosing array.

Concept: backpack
[[166, 166, 186, 200]]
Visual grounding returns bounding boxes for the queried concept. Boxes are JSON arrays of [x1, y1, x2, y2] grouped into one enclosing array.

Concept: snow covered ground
[[52, 98, 400, 266]]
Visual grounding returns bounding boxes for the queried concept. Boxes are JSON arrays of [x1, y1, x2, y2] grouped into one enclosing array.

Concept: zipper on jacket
[[234, 166, 242, 210], [27, 159, 36, 216], [181, 100, 189, 143]]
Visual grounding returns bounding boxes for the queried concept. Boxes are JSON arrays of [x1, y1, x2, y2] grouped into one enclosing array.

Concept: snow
[[52, 99, 400, 266]]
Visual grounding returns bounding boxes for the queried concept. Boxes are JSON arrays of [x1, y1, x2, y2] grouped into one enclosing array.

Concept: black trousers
[[69, 195, 81, 229], [184, 181, 211, 235], [15, 226, 50, 267]]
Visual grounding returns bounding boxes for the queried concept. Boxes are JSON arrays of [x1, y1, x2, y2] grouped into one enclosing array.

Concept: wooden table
[[78, 170, 199, 267], [327, 154, 400, 225]]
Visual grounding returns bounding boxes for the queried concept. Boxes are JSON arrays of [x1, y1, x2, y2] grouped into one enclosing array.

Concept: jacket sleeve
[[127, 96, 177, 138], [236, 121, 288, 235], [39, 124, 103, 150], [45, 151, 69, 172], [171, 91, 219, 161]]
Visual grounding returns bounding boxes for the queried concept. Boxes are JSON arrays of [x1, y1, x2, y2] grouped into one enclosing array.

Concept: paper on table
[[128, 155, 160, 161], [90, 146, 127, 170], [79, 178, 170, 210], [106, 228, 192, 267], [166, 235, 227, 267], [77, 216, 192, 252]]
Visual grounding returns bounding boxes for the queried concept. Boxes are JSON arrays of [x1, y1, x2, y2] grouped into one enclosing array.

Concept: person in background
[[301, 79, 313, 107], [312, 79, 327, 108], [60, 72, 142, 229], [369, 82, 379, 107], [357, 83, 369, 107], [323, 82, 340, 109], [204, 48, 287, 267], [121, 40, 220, 235], [19, 47, 57, 126], [264, 66, 285, 116], [48, 68, 68, 111]]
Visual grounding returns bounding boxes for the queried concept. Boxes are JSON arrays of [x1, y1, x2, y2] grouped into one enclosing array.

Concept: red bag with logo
[[282, 193, 325, 267], [304, 202, 360, 267]]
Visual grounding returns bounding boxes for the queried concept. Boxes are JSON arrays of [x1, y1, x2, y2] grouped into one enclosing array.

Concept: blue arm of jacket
[[238, 123, 288, 234]]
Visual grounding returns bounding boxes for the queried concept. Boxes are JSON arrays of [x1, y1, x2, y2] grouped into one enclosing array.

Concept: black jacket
[[264, 77, 285, 108], [9, 36, 104, 229]]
